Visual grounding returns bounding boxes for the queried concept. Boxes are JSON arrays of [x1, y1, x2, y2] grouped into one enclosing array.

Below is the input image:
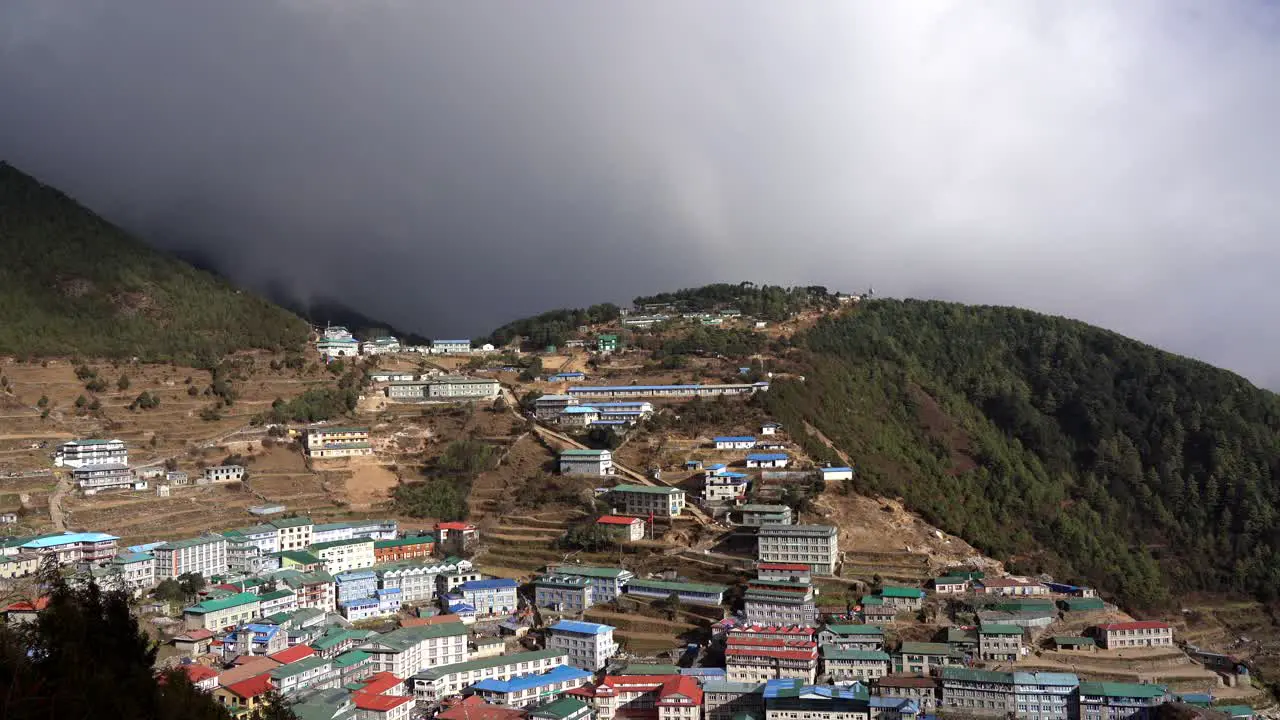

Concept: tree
[[661, 591, 684, 620], [36, 394, 48, 408], [177, 572, 206, 602], [117, 374, 131, 391], [74, 394, 86, 409], [153, 578, 184, 604]]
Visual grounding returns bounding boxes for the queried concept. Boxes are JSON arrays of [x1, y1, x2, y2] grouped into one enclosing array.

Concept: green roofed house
[[933, 577, 970, 594], [879, 586, 925, 610], [821, 646, 892, 682], [978, 624, 1024, 662], [819, 624, 885, 652], [332, 649, 372, 684], [861, 595, 898, 624], [610, 484, 686, 518], [618, 663, 682, 675], [547, 565, 634, 602], [411, 648, 569, 702], [945, 627, 979, 652], [529, 697, 592, 720], [1051, 636, 1097, 652], [1079, 681, 1168, 720], [558, 449, 615, 477], [625, 577, 728, 606], [1062, 597, 1107, 613], [182, 592, 260, 632], [1216, 706, 1254, 720], [894, 642, 965, 675]]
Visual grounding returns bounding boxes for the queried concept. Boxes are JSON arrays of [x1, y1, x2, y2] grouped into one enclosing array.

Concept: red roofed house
[[3, 597, 50, 625], [1094, 621, 1173, 649], [354, 671, 410, 697], [400, 613, 464, 628], [172, 628, 216, 657], [214, 672, 274, 714], [725, 626, 818, 684], [354, 692, 416, 720], [181, 664, 221, 692], [436, 522, 479, 554], [976, 577, 1048, 596], [595, 515, 646, 542], [268, 643, 317, 664], [756, 563, 813, 584], [437, 695, 527, 720], [570, 675, 703, 720]]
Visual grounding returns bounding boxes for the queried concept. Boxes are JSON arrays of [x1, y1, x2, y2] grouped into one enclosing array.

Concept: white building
[[819, 467, 854, 482], [715, 436, 757, 450], [432, 339, 472, 354], [362, 336, 401, 355], [203, 465, 246, 483], [558, 406, 601, 428], [55, 438, 127, 468], [611, 485, 685, 518], [535, 574, 596, 613], [547, 620, 619, 671], [535, 394, 579, 420], [704, 472, 749, 503], [745, 454, 790, 469], [110, 551, 157, 594], [761, 423, 782, 436], [458, 578, 520, 617], [558, 449, 614, 476], [360, 622, 470, 678], [377, 558, 468, 604], [757, 525, 839, 576], [311, 538, 375, 575], [311, 519, 398, 545], [595, 515, 646, 542], [73, 464, 140, 493], [546, 565, 633, 602], [304, 427, 374, 459], [1095, 622, 1174, 649], [411, 649, 569, 703], [271, 517, 314, 551], [152, 535, 228, 581]]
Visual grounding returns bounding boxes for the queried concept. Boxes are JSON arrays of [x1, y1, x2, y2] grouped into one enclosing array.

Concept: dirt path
[[47, 473, 71, 531], [802, 421, 853, 466]]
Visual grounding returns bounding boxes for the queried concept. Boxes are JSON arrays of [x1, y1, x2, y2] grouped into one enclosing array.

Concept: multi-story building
[[874, 675, 938, 714], [817, 625, 884, 652], [20, 532, 119, 566], [360, 622, 469, 678], [282, 571, 337, 612], [529, 697, 594, 720], [547, 620, 619, 671], [436, 522, 479, 555], [458, 578, 520, 617], [470, 665, 593, 709], [341, 591, 401, 621], [744, 583, 818, 626], [761, 678, 869, 720], [821, 646, 891, 682], [223, 524, 280, 555], [548, 565, 633, 602], [558, 406, 601, 427], [377, 558, 467, 603], [183, 592, 261, 631], [336, 569, 380, 604], [595, 516, 646, 542], [111, 551, 156, 593], [625, 578, 727, 605], [361, 336, 401, 355], [535, 395, 580, 420], [1093, 622, 1173, 650], [224, 623, 289, 657], [939, 668, 1079, 720], [611, 485, 685, 518], [384, 376, 501, 400], [304, 427, 374, 459], [740, 505, 793, 527], [704, 473, 749, 504], [311, 519, 399, 544], [272, 516, 314, 551], [893, 643, 965, 675], [571, 674, 705, 720], [1078, 681, 1166, 720], [535, 574, 596, 612], [757, 525, 839, 576], [73, 464, 140, 493], [726, 627, 818, 684], [374, 535, 436, 563], [1014, 672, 1080, 720], [256, 588, 298, 616], [978, 624, 1024, 662], [412, 649, 569, 702], [55, 439, 128, 468], [202, 465, 246, 483], [311, 538, 375, 575], [559, 449, 615, 477], [224, 539, 265, 575], [703, 680, 765, 720], [438, 568, 483, 595], [431, 339, 472, 354], [152, 535, 227, 580], [270, 655, 337, 696], [0, 553, 39, 579]]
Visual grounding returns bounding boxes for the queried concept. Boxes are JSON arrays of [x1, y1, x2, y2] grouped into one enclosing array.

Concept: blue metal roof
[[571, 384, 761, 392], [551, 372, 585, 378], [561, 406, 599, 414], [747, 454, 789, 461], [23, 532, 118, 548], [336, 570, 377, 581], [822, 467, 853, 473], [460, 578, 519, 591], [590, 420, 629, 426], [715, 436, 756, 443], [680, 668, 726, 677], [550, 620, 614, 635], [434, 339, 471, 344], [342, 597, 379, 609], [1013, 672, 1080, 687], [710, 472, 748, 479], [471, 665, 592, 693]]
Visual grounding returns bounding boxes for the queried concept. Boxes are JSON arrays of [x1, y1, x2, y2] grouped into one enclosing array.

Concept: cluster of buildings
[[382, 375, 501, 402], [535, 395, 655, 430], [563, 382, 769, 400], [315, 326, 498, 360], [52, 438, 247, 496]]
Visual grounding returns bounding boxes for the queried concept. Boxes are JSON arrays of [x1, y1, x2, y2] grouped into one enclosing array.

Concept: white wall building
[[55, 439, 128, 468], [203, 465, 246, 483], [360, 623, 470, 678], [153, 535, 228, 581], [757, 525, 839, 576], [547, 620, 619, 671]]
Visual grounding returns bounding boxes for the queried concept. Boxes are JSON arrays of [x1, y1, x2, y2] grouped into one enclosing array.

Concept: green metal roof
[[1079, 681, 1167, 699], [270, 516, 314, 529], [898, 642, 962, 657], [880, 586, 925, 599], [1052, 636, 1096, 647], [415, 649, 566, 681], [941, 667, 1014, 684], [270, 655, 331, 680], [363, 623, 468, 652], [275, 551, 323, 565], [529, 697, 590, 720], [823, 624, 883, 636], [312, 629, 375, 651], [560, 449, 608, 457], [310, 537, 373, 552], [157, 535, 225, 551], [979, 624, 1023, 635], [183, 592, 259, 615], [1062, 597, 1106, 610], [374, 535, 436, 549], [550, 565, 631, 580], [627, 577, 728, 595], [821, 646, 891, 661], [860, 595, 884, 606], [256, 589, 295, 602], [611, 484, 681, 495]]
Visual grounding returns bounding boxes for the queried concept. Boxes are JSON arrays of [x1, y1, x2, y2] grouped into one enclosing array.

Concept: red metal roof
[[175, 628, 215, 641], [726, 647, 817, 661], [729, 624, 816, 637], [727, 636, 817, 649], [268, 643, 316, 664], [401, 613, 463, 627], [1096, 621, 1171, 631], [658, 675, 703, 704], [437, 696, 527, 720], [980, 577, 1041, 588], [354, 694, 415, 712], [757, 563, 810, 571], [4, 597, 50, 613], [596, 515, 643, 525], [356, 672, 405, 696], [877, 674, 937, 688], [225, 673, 274, 699], [436, 522, 477, 531], [182, 664, 220, 683]]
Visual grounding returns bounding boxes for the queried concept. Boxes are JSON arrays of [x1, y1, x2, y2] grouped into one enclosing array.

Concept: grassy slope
[[0, 162, 308, 361]]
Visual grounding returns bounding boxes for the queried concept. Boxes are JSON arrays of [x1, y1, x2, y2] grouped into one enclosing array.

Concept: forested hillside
[[766, 299, 1280, 609], [634, 282, 842, 320], [0, 162, 309, 361]]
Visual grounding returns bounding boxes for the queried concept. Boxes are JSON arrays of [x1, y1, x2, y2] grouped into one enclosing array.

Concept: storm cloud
[[3, 2, 1280, 382]]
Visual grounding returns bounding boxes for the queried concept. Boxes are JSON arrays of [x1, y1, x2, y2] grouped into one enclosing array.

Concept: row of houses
[[315, 326, 498, 359]]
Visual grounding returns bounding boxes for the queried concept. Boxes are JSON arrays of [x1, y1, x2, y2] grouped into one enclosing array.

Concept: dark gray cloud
[[3, 2, 1280, 383]]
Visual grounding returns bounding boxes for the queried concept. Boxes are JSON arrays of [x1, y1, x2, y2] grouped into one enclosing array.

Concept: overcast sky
[[3, 2, 1280, 383]]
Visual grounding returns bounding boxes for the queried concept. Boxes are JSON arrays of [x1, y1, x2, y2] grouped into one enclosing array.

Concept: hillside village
[[0, 289, 1273, 720]]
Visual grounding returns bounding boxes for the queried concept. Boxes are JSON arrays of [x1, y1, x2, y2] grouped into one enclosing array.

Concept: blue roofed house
[[715, 436, 757, 450], [763, 678, 872, 720], [469, 665, 593, 709], [746, 454, 790, 469], [223, 622, 288, 657], [547, 620, 618, 671], [820, 467, 854, 482], [459, 578, 520, 618], [336, 569, 379, 604]]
